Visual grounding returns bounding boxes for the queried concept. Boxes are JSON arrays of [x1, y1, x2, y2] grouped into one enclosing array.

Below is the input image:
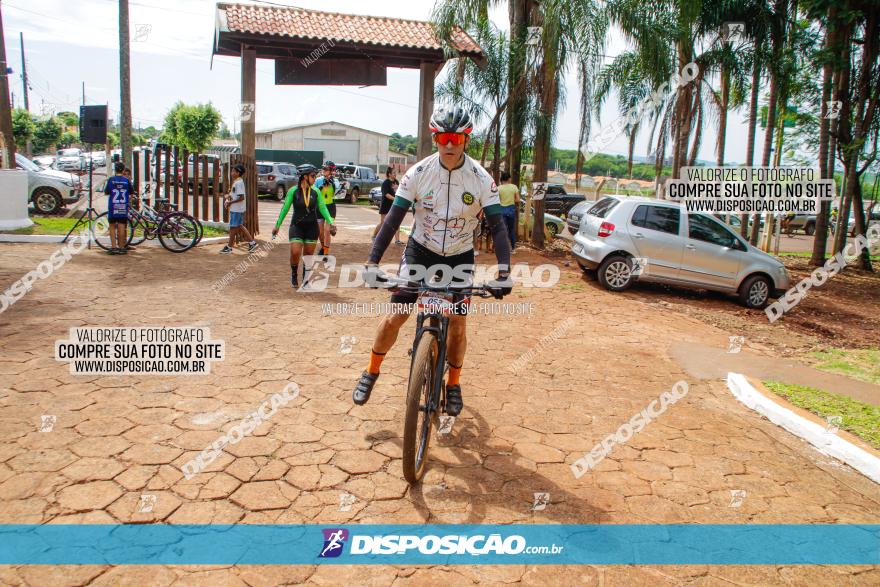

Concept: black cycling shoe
[[353, 371, 379, 405], [445, 384, 463, 416]]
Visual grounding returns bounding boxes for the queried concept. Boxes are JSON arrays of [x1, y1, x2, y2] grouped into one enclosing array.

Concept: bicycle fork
[[410, 313, 449, 419]]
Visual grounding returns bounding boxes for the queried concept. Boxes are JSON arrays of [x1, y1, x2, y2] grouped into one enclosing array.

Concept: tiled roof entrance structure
[[212, 3, 484, 233]]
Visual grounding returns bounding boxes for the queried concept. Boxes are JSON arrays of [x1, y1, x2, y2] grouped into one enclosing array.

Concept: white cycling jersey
[[395, 152, 500, 256]]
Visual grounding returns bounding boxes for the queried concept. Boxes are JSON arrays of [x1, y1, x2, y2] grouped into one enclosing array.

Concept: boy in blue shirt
[[103, 162, 131, 255]]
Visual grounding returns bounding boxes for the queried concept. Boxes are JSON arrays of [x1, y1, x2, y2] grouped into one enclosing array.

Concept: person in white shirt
[[221, 164, 257, 254]]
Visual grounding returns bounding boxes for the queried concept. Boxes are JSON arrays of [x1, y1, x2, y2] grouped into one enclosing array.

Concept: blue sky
[[4, 0, 753, 164]]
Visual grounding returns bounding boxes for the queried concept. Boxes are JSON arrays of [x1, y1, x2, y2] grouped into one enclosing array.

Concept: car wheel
[[739, 275, 771, 309], [276, 185, 286, 200], [597, 255, 634, 292], [545, 222, 559, 238], [805, 222, 815, 236], [33, 188, 62, 214], [349, 187, 359, 204]]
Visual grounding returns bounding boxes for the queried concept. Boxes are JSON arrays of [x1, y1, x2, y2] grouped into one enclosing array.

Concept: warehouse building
[[255, 121, 391, 169]]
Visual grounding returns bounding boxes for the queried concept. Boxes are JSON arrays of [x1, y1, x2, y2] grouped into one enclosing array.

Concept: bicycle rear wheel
[[158, 212, 199, 253], [402, 331, 439, 484]]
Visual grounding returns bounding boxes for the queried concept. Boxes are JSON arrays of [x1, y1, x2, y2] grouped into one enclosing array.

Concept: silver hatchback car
[[571, 196, 791, 308]]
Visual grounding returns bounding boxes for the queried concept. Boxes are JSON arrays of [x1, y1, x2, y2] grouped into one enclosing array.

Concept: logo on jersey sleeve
[[461, 192, 475, 205]]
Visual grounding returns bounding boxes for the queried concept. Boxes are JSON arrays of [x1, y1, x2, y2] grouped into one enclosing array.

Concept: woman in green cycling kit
[[272, 163, 336, 288]]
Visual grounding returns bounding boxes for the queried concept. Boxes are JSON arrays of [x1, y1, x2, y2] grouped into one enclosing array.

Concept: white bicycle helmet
[[429, 106, 474, 135]]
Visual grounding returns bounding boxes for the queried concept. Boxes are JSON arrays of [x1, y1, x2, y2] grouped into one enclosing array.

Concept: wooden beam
[[241, 46, 258, 235], [417, 61, 435, 161]]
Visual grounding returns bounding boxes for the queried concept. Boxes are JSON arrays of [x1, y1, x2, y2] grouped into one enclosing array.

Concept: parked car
[[837, 210, 880, 236], [89, 151, 107, 167], [571, 196, 791, 308], [184, 154, 221, 190], [785, 213, 817, 235], [16, 153, 82, 214], [32, 155, 55, 169], [256, 161, 298, 200], [716, 213, 765, 233], [541, 184, 587, 216], [55, 148, 83, 172], [522, 211, 566, 238], [565, 199, 597, 234], [337, 164, 381, 203], [369, 186, 383, 208]]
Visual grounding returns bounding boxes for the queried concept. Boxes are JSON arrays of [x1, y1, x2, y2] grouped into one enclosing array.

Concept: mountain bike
[[370, 272, 501, 484], [93, 184, 202, 253]]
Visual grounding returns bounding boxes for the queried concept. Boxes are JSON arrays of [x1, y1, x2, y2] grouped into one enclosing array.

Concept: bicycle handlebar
[[365, 269, 506, 299]]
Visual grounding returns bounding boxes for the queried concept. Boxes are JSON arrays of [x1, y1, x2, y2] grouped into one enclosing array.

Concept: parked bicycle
[[92, 183, 204, 253], [367, 271, 504, 484]]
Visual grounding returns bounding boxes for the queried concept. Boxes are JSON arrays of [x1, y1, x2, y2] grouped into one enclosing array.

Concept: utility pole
[[0, 2, 17, 168], [82, 81, 85, 105], [118, 0, 132, 168], [19, 32, 27, 111]]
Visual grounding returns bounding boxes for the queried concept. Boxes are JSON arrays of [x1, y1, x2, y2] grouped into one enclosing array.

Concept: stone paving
[[0, 211, 879, 585]]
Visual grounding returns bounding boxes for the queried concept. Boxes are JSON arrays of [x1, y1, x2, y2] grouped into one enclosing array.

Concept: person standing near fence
[[104, 162, 132, 255], [221, 164, 258, 254], [498, 171, 520, 252]]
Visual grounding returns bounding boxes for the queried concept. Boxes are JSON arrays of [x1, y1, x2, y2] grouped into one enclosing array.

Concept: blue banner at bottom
[[0, 524, 877, 565]]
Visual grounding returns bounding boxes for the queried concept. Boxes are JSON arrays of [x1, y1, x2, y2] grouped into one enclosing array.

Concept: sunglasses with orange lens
[[433, 132, 468, 146]]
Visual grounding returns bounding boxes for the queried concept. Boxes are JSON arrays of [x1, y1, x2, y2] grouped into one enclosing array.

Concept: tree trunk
[[530, 4, 557, 249], [811, 13, 835, 266], [119, 0, 132, 168], [492, 113, 502, 183], [757, 0, 786, 248], [717, 62, 729, 168], [831, 19, 854, 256], [626, 124, 638, 178], [506, 0, 528, 185], [745, 57, 761, 240], [687, 92, 702, 167]]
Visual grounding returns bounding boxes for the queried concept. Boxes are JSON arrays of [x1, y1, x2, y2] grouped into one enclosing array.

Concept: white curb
[[726, 372, 880, 484]]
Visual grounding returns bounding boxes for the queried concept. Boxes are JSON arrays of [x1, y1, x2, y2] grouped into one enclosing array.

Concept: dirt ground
[[0, 208, 878, 585], [543, 237, 880, 360]]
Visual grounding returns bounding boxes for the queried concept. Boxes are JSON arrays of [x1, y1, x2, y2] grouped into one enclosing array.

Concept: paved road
[[0, 206, 878, 584]]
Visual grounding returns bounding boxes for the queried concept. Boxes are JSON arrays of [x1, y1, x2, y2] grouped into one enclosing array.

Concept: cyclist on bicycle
[[315, 161, 340, 256], [272, 163, 336, 289], [352, 106, 512, 416]]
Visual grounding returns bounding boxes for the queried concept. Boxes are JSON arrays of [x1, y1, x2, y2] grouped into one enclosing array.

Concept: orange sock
[[367, 350, 386, 375], [447, 363, 462, 386]]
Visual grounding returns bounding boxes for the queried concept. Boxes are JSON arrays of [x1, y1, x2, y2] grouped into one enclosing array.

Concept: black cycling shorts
[[108, 216, 128, 225], [289, 221, 319, 243], [320, 203, 337, 220], [390, 238, 474, 315], [379, 196, 393, 215]]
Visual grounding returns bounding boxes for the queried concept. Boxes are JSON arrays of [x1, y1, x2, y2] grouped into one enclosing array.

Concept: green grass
[[810, 348, 880, 385], [763, 380, 880, 449], [2, 217, 84, 235], [2, 216, 227, 237]]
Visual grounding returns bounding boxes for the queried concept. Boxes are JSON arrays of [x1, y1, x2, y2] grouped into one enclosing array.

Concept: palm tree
[[435, 20, 510, 179]]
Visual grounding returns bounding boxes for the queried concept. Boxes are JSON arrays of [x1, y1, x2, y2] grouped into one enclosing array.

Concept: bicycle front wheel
[[158, 212, 199, 253], [91, 212, 136, 251], [403, 331, 439, 484]]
